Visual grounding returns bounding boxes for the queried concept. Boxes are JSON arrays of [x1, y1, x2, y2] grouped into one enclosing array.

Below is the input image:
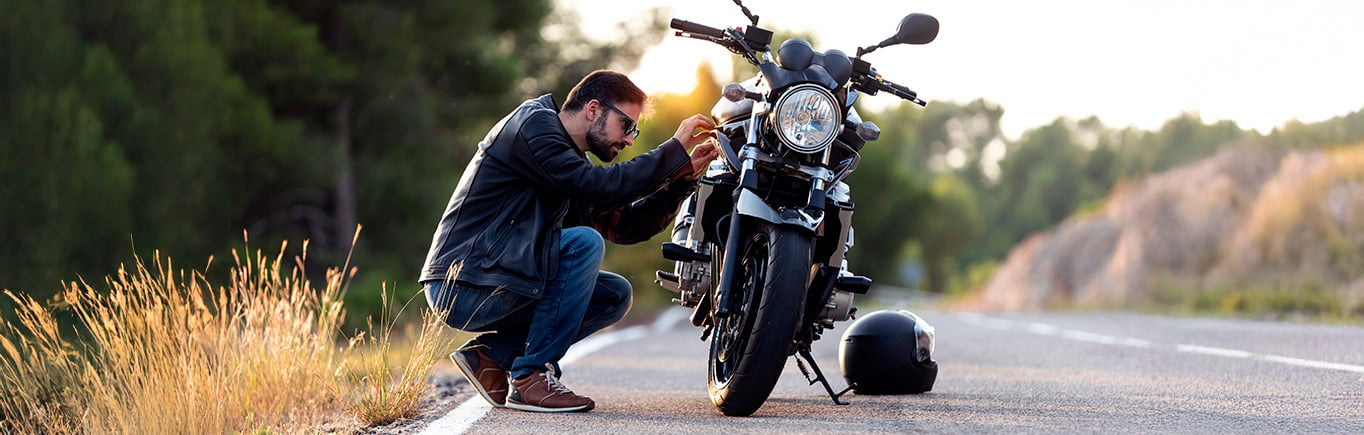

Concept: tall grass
[[0, 231, 453, 433], [341, 287, 457, 427]]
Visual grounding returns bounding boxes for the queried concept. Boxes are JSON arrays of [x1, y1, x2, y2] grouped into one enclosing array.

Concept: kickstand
[[795, 348, 854, 405]]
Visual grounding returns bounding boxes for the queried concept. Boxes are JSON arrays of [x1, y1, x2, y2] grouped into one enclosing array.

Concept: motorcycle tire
[[707, 220, 811, 416]]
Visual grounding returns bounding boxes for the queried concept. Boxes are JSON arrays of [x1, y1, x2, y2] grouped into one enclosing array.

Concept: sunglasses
[[600, 101, 640, 139]]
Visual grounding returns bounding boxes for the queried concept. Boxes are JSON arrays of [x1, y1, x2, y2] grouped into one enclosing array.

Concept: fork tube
[[715, 161, 754, 318], [713, 206, 745, 319]]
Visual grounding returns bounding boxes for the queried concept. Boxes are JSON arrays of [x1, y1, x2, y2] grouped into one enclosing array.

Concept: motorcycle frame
[[688, 80, 860, 334]]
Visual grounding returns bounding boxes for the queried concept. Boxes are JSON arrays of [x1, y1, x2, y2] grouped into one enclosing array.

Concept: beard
[[585, 116, 629, 162]]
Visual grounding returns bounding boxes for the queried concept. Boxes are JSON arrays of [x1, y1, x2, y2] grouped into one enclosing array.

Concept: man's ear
[[584, 99, 601, 122]]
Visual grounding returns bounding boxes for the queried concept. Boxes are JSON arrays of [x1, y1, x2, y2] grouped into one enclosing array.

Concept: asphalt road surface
[[433, 306, 1364, 433]]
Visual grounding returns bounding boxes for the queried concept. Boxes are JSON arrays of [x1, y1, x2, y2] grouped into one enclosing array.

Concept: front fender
[[735, 189, 823, 232]]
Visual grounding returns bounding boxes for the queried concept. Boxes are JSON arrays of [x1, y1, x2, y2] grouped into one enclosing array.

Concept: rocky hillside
[[974, 145, 1364, 313]]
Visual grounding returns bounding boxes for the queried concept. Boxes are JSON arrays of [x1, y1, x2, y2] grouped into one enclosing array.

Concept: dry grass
[[1222, 145, 1364, 283], [341, 288, 458, 427], [0, 230, 455, 433]]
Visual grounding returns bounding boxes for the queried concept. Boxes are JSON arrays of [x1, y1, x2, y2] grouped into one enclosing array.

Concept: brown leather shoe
[[451, 340, 508, 407], [505, 367, 595, 412]]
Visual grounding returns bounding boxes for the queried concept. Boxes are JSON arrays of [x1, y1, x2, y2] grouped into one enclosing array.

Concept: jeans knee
[[562, 226, 605, 262], [599, 272, 633, 320]]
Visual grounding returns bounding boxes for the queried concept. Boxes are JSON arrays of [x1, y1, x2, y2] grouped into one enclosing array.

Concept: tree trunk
[[335, 96, 356, 249], [324, 6, 356, 251]]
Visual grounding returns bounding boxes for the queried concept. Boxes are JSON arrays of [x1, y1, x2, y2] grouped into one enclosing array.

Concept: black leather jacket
[[419, 94, 693, 299]]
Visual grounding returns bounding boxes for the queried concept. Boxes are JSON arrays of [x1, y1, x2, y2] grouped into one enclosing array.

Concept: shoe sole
[[450, 351, 506, 408], [505, 400, 593, 413]]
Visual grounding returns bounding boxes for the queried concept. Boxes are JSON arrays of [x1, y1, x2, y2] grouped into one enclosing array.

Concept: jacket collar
[[532, 93, 583, 157], [534, 93, 559, 113]]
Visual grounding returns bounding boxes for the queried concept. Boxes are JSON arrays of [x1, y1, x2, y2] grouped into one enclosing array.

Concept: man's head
[[561, 70, 648, 162]]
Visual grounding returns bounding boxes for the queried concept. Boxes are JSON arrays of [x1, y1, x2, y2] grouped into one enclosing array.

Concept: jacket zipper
[[485, 218, 515, 255]]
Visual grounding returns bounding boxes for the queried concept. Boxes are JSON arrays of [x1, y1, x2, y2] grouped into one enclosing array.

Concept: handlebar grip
[[670, 19, 725, 38], [886, 81, 918, 100]]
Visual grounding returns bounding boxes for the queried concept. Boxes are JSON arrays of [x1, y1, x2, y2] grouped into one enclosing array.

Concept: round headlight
[[772, 84, 840, 154]]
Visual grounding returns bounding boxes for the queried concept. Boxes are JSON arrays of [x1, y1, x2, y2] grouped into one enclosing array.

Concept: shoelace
[[539, 370, 574, 395]]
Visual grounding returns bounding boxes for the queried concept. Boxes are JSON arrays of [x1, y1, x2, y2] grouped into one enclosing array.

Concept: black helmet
[[838, 309, 937, 394]]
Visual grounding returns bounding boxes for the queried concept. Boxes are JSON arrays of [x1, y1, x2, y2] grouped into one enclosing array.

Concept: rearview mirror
[[879, 13, 939, 48]]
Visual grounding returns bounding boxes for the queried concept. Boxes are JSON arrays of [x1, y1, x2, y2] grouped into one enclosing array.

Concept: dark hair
[[561, 70, 647, 113]]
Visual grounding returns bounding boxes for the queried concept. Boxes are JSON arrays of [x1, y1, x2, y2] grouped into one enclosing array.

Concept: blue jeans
[[423, 227, 633, 379]]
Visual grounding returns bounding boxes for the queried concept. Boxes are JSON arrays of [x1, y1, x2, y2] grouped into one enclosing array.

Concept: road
[[436, 306, 1364, 433]]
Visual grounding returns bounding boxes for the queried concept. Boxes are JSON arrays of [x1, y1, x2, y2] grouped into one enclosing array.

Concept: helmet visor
[[902, 310, 936, 362]]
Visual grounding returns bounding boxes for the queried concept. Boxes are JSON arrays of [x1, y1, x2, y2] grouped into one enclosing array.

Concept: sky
[[559, 0, 1364, 139]]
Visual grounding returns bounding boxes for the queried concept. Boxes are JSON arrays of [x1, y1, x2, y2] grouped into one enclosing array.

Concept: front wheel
[[708, 220, 812, 416]]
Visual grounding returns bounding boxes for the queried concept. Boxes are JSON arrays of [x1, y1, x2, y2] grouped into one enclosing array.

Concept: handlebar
[[672, 17, 925, 106], [671, 18, 766, 66], [670, 19, 725, 39], [884, 80, 925, 105], [855, 73, 927, 106]]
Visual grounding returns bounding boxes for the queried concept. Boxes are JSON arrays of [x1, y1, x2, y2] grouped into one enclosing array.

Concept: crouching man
[[421, 70, 716, 412]]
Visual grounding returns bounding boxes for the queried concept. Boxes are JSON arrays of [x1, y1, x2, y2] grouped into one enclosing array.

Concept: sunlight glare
[[631, 39, 732, 96]]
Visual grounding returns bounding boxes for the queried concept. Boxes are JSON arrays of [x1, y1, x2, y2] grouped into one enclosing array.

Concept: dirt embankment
[[973, 145, 1364, 312]]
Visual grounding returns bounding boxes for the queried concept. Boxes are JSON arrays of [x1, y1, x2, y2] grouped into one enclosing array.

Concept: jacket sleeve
[[591, 178, 696, 245], [509, 110, 692, 206]]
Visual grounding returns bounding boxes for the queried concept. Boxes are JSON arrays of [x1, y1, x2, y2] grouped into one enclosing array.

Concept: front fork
[[713, 207, 747, 318], [663, 175, 862, 322], [713, 158, 760, 318], [660, 179, 866, 406]]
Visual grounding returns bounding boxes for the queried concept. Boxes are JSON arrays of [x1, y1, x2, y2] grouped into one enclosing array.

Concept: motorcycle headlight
[[772, 84, 840, 154]]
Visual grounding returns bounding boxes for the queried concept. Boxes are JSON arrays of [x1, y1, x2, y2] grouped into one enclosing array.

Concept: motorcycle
[[654, 0, 939, 416]]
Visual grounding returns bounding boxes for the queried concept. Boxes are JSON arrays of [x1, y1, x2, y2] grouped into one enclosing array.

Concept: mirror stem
[[732, 0, 760, 26]]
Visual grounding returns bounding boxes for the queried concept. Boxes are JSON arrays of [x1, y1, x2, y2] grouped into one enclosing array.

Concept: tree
[[910, 99, 1006, 184], [959, 120, 1084, 268], [845, 128, 933, 287], [2, 0, 305, 300], [914, 175, 982, 293], [1267, 107, 1364, 149], [0, 0, 671, 325]]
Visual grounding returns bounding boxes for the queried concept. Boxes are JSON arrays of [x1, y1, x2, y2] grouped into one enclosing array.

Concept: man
[[421, 70, 716, 413]]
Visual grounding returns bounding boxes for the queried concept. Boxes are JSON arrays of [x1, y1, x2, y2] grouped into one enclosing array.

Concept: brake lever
[[676, 30, 742, 51], [722, 27, 767, 66], [675, 31, 724, 43], [676, 27, 764, 67], [884, 81, 926, 106], [855, 72, 927, 106]]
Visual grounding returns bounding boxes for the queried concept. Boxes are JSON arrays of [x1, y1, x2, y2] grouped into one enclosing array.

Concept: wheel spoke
[[711, 233, 767, 384]]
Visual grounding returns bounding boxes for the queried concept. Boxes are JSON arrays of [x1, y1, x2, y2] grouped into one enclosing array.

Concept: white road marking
[[1261, 354, 1364, 374], [561, 324, 649, 365], [977, 317, 1014, 331], [420, 307, 690, 435], [423, 399, 491, 434], [1026, 322, 1060, 335], [1176, 344, 1252, 359], [956, 313, 1364, 374], [1118, 338, 1153, 349], [1061, 329, 1120, 345]]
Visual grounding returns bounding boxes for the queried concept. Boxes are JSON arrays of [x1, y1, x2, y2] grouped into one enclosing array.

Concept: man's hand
[[673, 114, 716, 151], [687, 139, 719, 180]]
